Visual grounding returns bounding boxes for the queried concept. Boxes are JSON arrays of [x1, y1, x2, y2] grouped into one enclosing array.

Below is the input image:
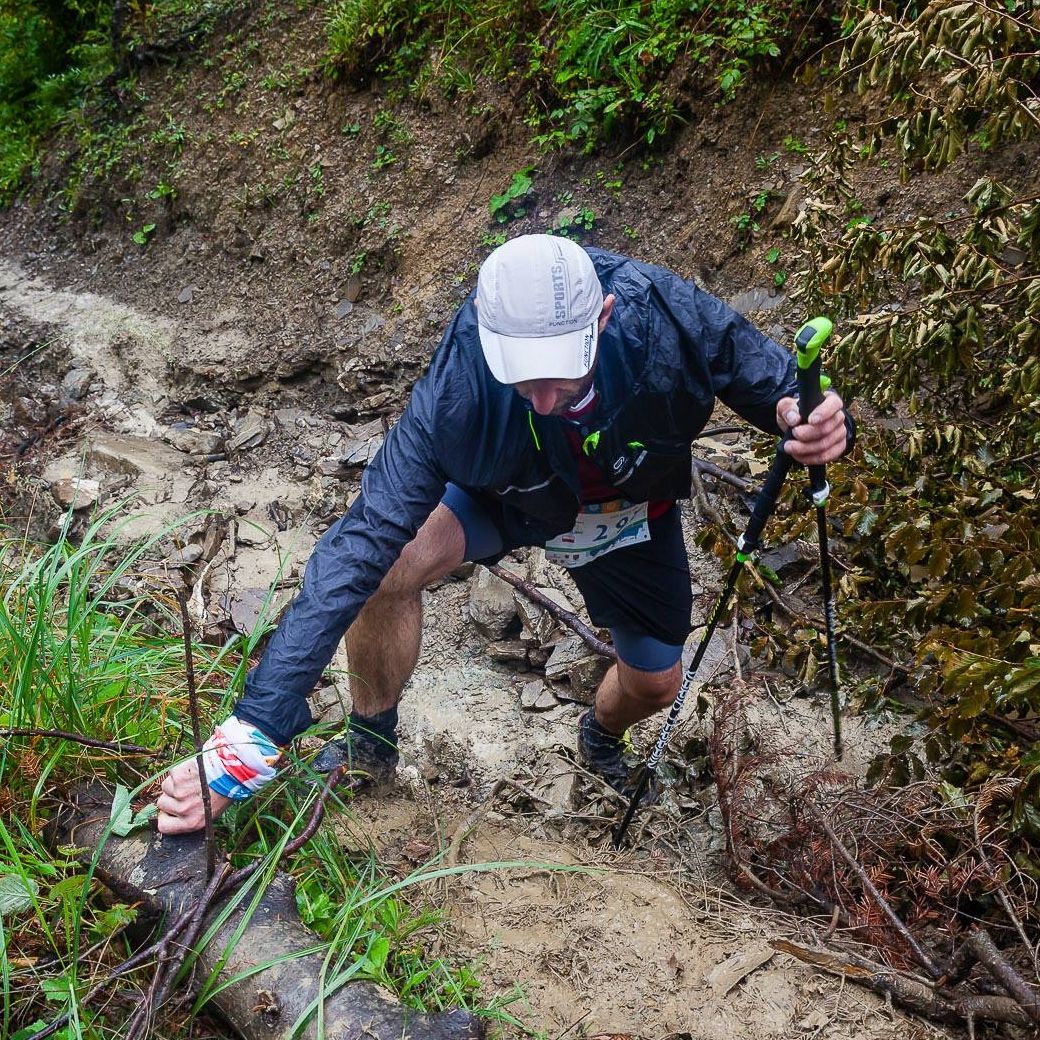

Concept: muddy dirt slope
[[0, 4, 978, 1037]]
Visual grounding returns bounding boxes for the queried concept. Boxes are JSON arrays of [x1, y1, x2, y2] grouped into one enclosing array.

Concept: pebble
[[49, 477, 101, 511]]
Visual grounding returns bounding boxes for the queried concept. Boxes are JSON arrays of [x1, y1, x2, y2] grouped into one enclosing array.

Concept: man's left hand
[[776, 391, 849, 466]]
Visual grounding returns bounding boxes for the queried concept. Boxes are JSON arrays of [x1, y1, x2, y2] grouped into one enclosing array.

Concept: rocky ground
[[0, 255, 945, 1039], [0, 3, 991, 1030]]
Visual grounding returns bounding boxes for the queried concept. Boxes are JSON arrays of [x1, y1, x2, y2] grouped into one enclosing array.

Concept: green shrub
[[0, 1, 115, 205], [777, 0, 1040, 853], [325, 0, 801, 152]]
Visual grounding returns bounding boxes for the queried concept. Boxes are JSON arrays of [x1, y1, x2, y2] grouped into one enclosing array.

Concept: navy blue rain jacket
[[234, 248, 800, 745]]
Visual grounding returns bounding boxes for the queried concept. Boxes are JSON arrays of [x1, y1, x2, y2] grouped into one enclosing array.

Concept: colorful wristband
[[202, 716, 282, 801]]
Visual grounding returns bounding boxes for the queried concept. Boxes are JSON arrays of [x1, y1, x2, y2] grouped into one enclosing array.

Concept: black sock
[[349, 706, 399, 755], [583, 710, 624, 750]]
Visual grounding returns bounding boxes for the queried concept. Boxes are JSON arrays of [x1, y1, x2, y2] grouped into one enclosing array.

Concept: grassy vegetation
[[0, 0, 817, 209], [0, 0, 115, 203], [0, 512, 528, 1038], [325, 0, 803, 152]]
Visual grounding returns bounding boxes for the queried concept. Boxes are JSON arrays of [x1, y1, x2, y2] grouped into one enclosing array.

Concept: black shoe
[[577, 709, 635, 795], [313, 729, 399, 791]]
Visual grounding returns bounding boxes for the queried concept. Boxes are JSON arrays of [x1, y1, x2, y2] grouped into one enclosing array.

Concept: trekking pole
[[612, 445, 795, 848], [793, 316, 843, 760]]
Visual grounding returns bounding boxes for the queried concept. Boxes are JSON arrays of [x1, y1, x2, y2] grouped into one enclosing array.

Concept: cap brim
[[478, 322, 598, 384]]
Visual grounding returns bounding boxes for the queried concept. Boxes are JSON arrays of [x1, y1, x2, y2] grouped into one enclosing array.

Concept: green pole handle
[[794, 317, 833, 504], [794, 317, 833, 418]]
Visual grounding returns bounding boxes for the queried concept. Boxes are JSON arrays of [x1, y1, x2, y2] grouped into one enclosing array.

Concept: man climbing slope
[[157, 234, 852, 833]]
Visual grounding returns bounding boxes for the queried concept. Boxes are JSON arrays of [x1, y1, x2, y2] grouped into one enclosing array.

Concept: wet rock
[[538, 757, 580, 817], [168, 544, 205, 566], [317, 456, 346, 476], [681, 629, 751, 680], [341, 274, 362, 302], [769, 185, 804, 229], [50, 477, 101, 511], [162, 422, 225, 456], [62, 367, 94, 400], [360, 311, 386, 335], [544, 637, 611, 703], [468, 566, 518, 638], [728, 287, 786, 316], [224, 587, 273, 636], [268, 500, 293, 531], [338, 431, 384, 467], [87, 432, 187, 479], [528, 646, 550, 668], [487, 640, 530, 664], [516, 586, 578, 644], [236, 514, 276, 547], [310, 684, 347, 725], [357, 391, 393, 414], [275, 407, 308, 430], [520, 679, 557, 711], [228, 411, 269, 452]]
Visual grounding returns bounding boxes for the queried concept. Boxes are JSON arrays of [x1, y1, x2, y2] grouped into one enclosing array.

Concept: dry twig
[[177, 589, 215, 880], [489, 565, 615, 658], [0, 728, 156, 756]]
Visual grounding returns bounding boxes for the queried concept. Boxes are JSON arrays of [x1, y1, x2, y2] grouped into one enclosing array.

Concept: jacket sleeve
[[649, 267, 798, 435], [233, 384, 447, 746]]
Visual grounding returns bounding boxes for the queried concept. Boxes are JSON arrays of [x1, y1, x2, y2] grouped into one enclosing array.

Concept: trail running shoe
[[312, 728, 399, 791], [577, 709, 636, 795]]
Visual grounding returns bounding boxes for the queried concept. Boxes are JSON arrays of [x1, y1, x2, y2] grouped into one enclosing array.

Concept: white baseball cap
[[476, 234, 604, 384]]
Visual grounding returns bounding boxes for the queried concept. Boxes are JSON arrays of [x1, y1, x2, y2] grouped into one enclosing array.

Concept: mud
[[0, 10, 986, 1026], [0, 262, 947, 1038]]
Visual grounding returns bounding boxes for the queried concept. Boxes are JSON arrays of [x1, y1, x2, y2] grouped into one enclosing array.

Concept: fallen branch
[[967, 928, 1040, 1025], [817, 815, 943, 979], [773, 939, 1033, 1028], [0, 729, 156, 756], [489, 565, 615, 659], [692, 456, 754, 492], [39, 778, 484, 1040], [756, 568, 910, 673]]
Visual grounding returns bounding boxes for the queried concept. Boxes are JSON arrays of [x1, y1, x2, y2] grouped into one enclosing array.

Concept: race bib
[[544, 500, 650, 569]]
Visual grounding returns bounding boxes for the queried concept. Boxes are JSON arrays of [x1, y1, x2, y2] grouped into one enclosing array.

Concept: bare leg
[[345, 504, 466, 714], [593, 659, 683, 735]]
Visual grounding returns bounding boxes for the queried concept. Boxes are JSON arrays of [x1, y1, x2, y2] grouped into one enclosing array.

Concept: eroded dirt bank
[[0, 5, 987, 1027], [1, 253, 947, 1039]]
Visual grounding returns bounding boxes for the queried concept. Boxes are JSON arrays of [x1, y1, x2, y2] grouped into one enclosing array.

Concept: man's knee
[[380, 504, 466, 595], [616, 659, 682, 712]]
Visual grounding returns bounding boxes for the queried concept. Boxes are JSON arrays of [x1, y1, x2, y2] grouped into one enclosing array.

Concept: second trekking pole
[[793, 317, 843, 760], [612, 444, 795, 848], [612, 315, 844, 847]]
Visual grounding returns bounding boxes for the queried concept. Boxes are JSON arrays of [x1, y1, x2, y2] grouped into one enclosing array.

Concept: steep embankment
[[3, 2, 1036, 1038]]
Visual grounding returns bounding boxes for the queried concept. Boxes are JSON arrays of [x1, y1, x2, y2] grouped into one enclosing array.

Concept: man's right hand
[[156, 759, 233, 835]]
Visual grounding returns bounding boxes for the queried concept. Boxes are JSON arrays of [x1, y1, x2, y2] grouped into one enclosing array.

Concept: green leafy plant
[[488, 165, 534, 224], [371, 144, 396, 169], [554, 205, 595, 238], [131, 222, 156, 245], [325, 0, 802, 155], [841, 0, 1039, 173], [146, 181, 175, 200]]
